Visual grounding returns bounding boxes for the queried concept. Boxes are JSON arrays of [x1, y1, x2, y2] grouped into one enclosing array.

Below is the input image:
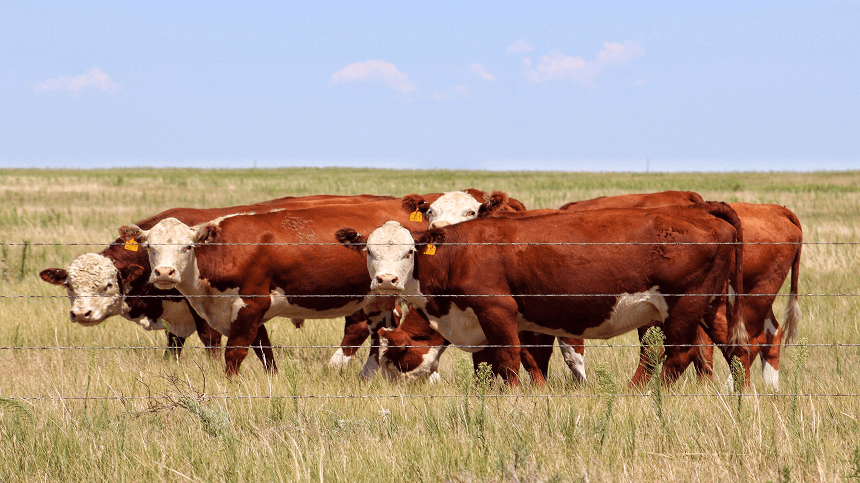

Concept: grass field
[[1, 168, 859, 482]]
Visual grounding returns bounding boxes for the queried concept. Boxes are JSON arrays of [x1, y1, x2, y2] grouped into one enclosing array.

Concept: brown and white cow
[[40, 194, 394, 363], [338, 202, 749, 386], [119, 199, 440, 377], [327, 189, 538, 368], [372, 191, 802, 389], [560, 193, 802, 388]]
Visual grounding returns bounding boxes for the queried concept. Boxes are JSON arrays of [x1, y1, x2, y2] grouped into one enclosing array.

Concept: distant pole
[[646, 158, 650, 173]]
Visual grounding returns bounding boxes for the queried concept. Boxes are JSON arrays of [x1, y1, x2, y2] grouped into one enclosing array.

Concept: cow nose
[[376, 274, 399, 286], [430, 220, 450, 229], [154, 267, 176, 278]]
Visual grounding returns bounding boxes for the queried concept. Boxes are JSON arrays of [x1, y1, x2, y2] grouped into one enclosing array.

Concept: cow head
[[119, 218, 211, 290], [424, 191, 482, 228], [337, 221, 418, 294], [40, 253, 144, 326], [377, 326, 445, 381]]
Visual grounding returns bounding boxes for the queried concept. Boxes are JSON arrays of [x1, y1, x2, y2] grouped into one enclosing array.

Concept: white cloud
[[431, 85, 470, 101], [507, 40, 534, 53], [34, 67, 121, 95], [330, 60, 417, 94], [523, 41, 644, 87], [470, 63, 496, 81]]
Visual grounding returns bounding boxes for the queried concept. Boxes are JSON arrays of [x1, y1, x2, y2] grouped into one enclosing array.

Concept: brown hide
[[185, 199, 432, 375], [400, 202, 746, 386]]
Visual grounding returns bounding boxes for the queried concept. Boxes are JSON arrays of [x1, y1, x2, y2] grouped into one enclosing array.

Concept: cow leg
[[250, 324, 277, 374], [165, 331, 185, 360], [698, 297, 752, 388], [359, 297, 398, 379], [473, 299, 522, 386], [518, 331, 554, 380], [329, 311, 371, 367], [691, 326, 715, 381], [224, 298, 269, 377], [558, 337, 587, 383], [758, 309, 783, 389], [187, 299, 222, 360]]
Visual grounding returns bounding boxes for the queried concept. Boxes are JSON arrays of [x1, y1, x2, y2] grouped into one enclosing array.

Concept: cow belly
[[264, 288, 366, 321], [428, 306, 487, 352], [158, 300, 197, 338], [519, 286, 669, 339]]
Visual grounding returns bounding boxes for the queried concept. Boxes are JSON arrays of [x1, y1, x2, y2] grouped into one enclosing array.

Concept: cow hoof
[[428, 372, 441, 384], [328, 348, 353, 367]]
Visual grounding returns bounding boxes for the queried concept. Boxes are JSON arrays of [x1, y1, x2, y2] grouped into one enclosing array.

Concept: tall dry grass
[[0, 168, 858, 482]]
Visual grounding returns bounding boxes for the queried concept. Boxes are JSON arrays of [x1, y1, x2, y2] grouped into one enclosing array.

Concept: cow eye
[[467, 211, 476, 217], [105, 282, 113, 290], [405, 252, 412, 259], [181, 245, 193, 253]]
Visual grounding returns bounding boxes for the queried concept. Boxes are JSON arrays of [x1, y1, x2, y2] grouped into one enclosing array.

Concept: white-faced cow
[[338, 201, 749, 386], [333, 190, 582, 383], [119, 199, 442, 377], [40, 194, 394, 363]]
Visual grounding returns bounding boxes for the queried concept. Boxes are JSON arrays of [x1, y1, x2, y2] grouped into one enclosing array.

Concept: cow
[[326, 189, 536, 368], [118, 199, 445, 377], [338, 201, 749, 386], [367, 191, 801, 389], [40, 194, 394, 363], [377, 304, 554, 385], [560, 194, 802, 388]]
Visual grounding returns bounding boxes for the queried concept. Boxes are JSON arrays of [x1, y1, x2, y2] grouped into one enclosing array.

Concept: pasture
[[1, 167, 859, 482]]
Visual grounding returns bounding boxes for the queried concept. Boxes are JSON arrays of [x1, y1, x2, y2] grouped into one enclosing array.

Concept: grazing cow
[[338, 202, 748, 386], [377, 304, 554, 385], [40, 194, 394, 363], [118, 199, 438, 377]]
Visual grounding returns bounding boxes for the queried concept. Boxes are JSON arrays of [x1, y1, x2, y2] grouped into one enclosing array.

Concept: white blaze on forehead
[[366, 221, 415, 292], [143, 217, 196, 284], [64, 253, 124, 323], [426, 191, 481, 226], [67, 253, 119, 292]]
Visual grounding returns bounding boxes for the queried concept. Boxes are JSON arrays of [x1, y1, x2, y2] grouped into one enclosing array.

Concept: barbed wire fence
[[0, 239, 858, 402]]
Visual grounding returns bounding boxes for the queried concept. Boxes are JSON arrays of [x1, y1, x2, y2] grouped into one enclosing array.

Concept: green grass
[[1, 168, 859, 482]]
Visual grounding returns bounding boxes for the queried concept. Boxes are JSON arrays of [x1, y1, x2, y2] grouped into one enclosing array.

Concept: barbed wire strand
[[1, 342, 859, 351]]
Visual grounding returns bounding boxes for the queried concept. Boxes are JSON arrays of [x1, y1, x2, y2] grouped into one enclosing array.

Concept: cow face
[[363, 221, 417, 294], [425, 191, 481, 228], [120, 218, 198, 290], [378, 327, 444, 381], [40, 253, 128, 326]]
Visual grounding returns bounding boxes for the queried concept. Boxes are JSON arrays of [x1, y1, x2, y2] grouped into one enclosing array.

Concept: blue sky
[[1, 1, 858, 172]]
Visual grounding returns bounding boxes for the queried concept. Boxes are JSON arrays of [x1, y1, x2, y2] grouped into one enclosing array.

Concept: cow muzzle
[[151, 267, 180, 289], [70, 308, 104, 326], [371, 273, 403, 293]]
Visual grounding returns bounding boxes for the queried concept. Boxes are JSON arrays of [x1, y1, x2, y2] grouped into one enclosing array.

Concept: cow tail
[[706, 202, 747, 346], [782, 211, 803, 345]]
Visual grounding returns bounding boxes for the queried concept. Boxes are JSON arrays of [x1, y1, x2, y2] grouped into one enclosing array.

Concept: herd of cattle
[[40, 189, 802, 389]]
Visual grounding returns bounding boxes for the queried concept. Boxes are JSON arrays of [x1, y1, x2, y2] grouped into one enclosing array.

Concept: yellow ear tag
[[423, 244, 436, 255], [124, 239, 139, 252], [409, 210, 424, 222]]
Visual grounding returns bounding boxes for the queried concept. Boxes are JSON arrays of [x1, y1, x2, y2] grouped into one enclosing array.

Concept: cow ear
[[40, 268, 68, 285], [195, 224, 219, 245], [418, 230, 446, 251], [478, 191, 509, 217], [335, 228, 366, 253], [119, 224, 145, 243], [401, 194, 430, 215], [118, 264, 145, 285]]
